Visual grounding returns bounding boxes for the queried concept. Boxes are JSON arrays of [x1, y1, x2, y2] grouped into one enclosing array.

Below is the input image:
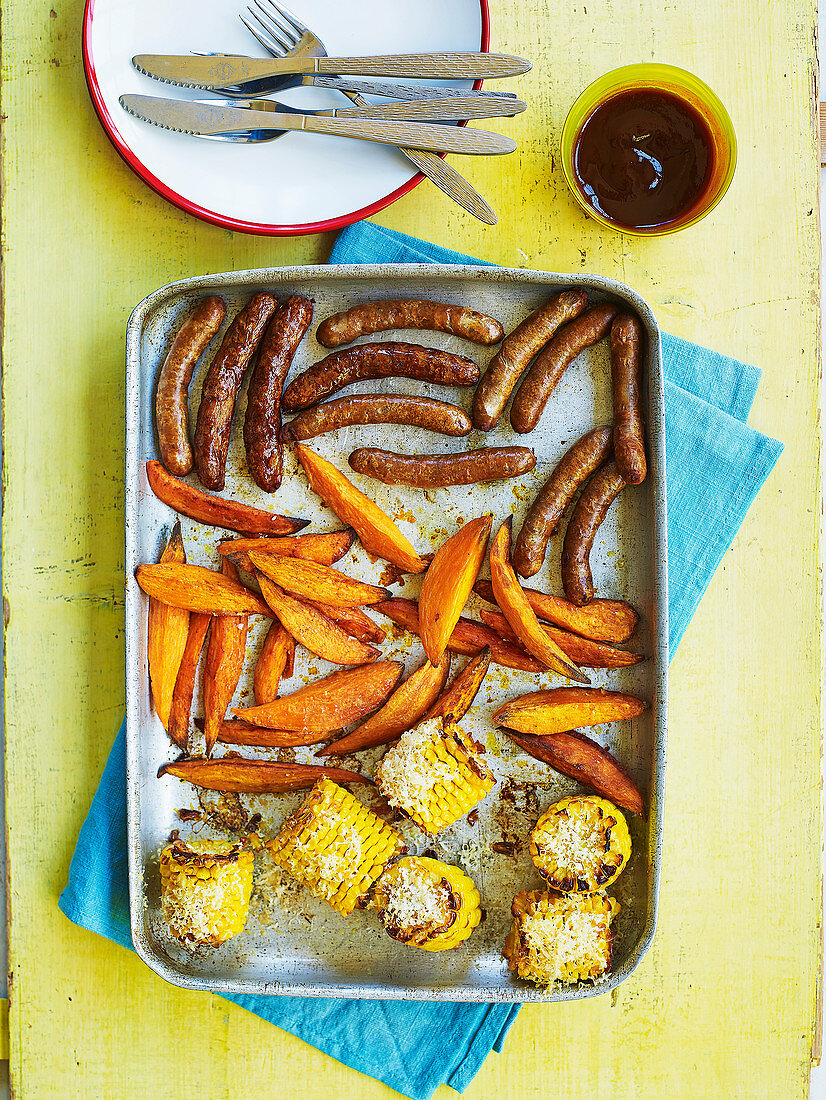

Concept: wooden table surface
[[2, 0, 820, 1095]]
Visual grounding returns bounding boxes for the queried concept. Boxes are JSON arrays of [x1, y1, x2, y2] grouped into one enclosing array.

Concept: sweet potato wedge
[[374, 597, 544, 674], [318, 652, 451, 756], [195, 716, 336, 748], [419, 515, 492, 665], [295, 443, 426, 573], [507, 730, 644, 815], [489, 519, 588, 683], [234, 662, 403, 731], [167, 612, 211, 749], [216, 529, 355, 565], [474, 579, 638, 644], [146, 459, 308, 535], [257, 573, 379, 666], [480, 609, 644, 669], [253, 620, 293, 706], [308, 601, 386, 644], [136, 562, 273, 617], [494, 687, 648, 735], [249, 551, 389, 607], [425, 646, 491, 723], [203, 559, 249, 755], [158, 757, 371, 792], [147, 522, 190, 731]]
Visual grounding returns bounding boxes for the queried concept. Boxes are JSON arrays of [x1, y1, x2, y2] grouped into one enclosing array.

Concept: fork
[[240, 0, 501, 223]]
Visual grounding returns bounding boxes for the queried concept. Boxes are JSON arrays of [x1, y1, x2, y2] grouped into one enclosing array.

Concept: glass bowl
[[560, 63, 737, 237]]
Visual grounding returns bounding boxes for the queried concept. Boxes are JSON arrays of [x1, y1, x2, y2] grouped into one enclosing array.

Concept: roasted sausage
[[282, 343, 480, 411], [282, 393, 472, 441], [155, 296, 226, 476], [512, 426, 613, 579], [611, 312, 647, 485], [472, 289, 588, 432], [244, 295, 314, 492], [561, 460, 626, 605], [510, 303, 619, 434], [348, 446, 536, 488], [316, 299, 504, 347], [193, 292, 277, 491]]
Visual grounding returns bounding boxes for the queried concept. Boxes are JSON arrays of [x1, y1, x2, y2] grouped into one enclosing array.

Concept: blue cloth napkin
[[60, 222, 783, 1100]]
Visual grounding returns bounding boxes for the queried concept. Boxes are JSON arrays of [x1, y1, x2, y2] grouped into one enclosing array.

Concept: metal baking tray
[[125, 263, 668, 1002]]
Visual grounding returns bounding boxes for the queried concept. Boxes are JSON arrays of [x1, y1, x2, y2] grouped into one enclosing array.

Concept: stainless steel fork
[[240, 0, 500, 223]]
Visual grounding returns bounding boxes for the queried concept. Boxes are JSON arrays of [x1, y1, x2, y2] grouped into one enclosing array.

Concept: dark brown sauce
[[572, 88, 716, 230]]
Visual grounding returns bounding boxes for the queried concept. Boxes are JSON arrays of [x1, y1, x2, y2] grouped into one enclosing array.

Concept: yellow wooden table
[[2, 0, 820, 1094]]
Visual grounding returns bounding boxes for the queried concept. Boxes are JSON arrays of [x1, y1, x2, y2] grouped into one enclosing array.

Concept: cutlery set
[[121, 0, 530, 222]]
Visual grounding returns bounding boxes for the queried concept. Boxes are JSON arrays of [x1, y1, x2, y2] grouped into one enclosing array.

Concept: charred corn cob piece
[[374, 717, 495, 835], [267, 778, 404, 915], [503, 888, 619, 986], [529, 795, 631, 892], [373, 856, 482, 951], [160, 838, 254, 947]]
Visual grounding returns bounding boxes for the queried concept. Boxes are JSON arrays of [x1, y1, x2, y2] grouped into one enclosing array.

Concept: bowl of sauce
[[561, 64, 736, 235]]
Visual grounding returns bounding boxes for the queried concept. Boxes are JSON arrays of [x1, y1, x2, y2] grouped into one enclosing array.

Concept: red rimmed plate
[[83, 0, 489, 236]]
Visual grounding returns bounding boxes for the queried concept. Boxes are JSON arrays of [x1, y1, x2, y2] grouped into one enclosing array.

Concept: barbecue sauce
[[572, 88, 716, 231]]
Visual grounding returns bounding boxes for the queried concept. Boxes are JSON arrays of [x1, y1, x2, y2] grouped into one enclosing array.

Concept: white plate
[[83, 0, 487, 235]]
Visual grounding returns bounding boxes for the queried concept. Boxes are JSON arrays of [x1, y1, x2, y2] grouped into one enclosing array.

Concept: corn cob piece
[[373, 856, 482, 951], [503, 888, 619, 986], [374, 717, 495, 835], [267, 778, 404, 915], [160, 838, 254, 947], [529, 795, 631, 892]]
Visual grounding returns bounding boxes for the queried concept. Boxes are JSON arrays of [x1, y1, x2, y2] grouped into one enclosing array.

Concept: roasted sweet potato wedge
[[249, 551, 389, 607], [425, 646, 491, 723], [158, 757, 371, 792], [147, 522, 189, 731], [308, 601, 386, 644], [253, 620, 293, 706], [195, 716, 336, 748], [203, 559, 249, 755], [136, 562, 273, 616], [507, 730, 644, 815], [480, 609, 644, 669], [474, 579, 638, 644], [318, 652, 451, 755], [167, 612, 211, 749], [146, 459, 308, 535], [257, 573, 379, 666], [216, 529, 355, 565], [374, 597, 544, 674], [295, 443, 426, 573], [494, 687, 648, 735], [489, 519, 588, 683], [419, 515, 492, 665], [234, 662, 403, 731]]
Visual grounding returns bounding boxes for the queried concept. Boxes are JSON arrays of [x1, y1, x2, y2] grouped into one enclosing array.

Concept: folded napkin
[[60, 222, 782, 1100]]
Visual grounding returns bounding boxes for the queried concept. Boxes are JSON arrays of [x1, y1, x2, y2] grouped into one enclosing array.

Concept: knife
[[119, 95, 518, 156], [132, 53, 532, 90], [201, 95, 527, 122]]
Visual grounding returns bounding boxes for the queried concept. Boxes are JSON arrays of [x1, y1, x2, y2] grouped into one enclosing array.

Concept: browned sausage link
[[282, 393, 472, 442], [471, 289, 589, 432], [282, 343, 480, 412], [512, 426, 613, 579], [316, 299, 504, 348], [155, 296, 226, 476], [244, 295, 314, 493], [510, 304, 619, 435], [348, 446, 536, 488], [611, 312, 647, 485], [561, 461, 626, 606], [193, 292, 277, 491]]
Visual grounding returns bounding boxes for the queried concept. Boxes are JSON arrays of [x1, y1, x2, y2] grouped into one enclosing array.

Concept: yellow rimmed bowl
[[560, 63, 737, 237]]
